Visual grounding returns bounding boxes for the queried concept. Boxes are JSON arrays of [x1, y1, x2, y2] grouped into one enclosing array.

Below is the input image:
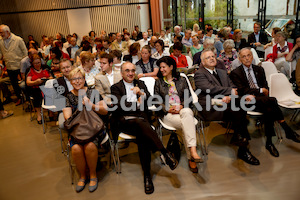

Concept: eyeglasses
[[70, 77, 84, 81], [124, 69, 136, 73]]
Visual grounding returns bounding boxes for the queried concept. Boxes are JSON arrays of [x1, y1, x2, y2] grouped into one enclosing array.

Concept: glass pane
[[204, 0, 227, 29]]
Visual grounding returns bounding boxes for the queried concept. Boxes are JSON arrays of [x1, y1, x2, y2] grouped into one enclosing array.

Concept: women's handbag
[[64, 106, 104, 144]]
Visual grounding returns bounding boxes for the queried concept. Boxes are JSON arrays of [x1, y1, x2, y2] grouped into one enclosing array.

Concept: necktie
[[247, 68, 257, 89], [213, 71, 222, 86]]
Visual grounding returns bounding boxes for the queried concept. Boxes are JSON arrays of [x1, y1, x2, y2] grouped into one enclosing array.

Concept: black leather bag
[[64, 106, 104, 144], [166, 132, 181, 162]]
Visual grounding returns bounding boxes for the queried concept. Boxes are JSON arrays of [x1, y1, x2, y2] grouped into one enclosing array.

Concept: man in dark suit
[[110, 62, 178, 195], [248, 22, 269, 57], [194, 49, 260, 165], [230, 48, 300, 157]]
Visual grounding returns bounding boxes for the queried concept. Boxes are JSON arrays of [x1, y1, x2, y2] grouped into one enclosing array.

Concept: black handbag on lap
[[64, 105, 104, 144], [166, 132, 181, 162]]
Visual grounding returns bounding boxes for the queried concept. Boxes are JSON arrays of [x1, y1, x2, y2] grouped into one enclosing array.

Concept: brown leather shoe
[[188, 160, 198, 173]]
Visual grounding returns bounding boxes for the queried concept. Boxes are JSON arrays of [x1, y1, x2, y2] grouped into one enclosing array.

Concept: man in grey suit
[[194, 49, 260, 165], [95, 52, 122, 106]]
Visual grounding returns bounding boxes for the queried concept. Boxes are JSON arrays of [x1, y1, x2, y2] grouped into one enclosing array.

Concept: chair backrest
[[261, 61, 278, 86], [139, 77, 155, 96], [264, 46, 273, 60], [251, 48, 260, 65], [186, 55, 193, 69], [269, 73, 300, 102], [180, 73, 198, 104], [231, 58, 241, 71]]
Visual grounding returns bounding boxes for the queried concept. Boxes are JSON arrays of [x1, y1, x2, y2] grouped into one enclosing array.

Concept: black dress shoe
[[164, 151, 178, 170], [266, 143, 279, 157], [144, 176, 154, 194], [237, 148, 260, 165], [286, 131, 300, 143], [188, 160, 198, 173]]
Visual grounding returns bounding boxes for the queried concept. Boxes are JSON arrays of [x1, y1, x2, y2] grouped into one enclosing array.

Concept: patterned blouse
[[219, 50, 238, 73], [163, 77, 181, 106]]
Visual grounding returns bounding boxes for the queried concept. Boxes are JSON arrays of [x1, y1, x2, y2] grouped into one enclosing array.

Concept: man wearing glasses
[[194, 49, 260, 166], [110, 62, 178, 194]]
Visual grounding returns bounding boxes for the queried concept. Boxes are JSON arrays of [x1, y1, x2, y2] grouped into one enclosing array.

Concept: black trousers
[[7, 69, 21, 99], [0, 98, 4, 111], [200, 98, 250, 141], [118, 117, 164, 176], [254, 96, 284, 137]]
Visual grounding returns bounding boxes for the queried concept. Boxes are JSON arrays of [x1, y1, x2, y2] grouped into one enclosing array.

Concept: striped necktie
[[247, 68, 257, 89]]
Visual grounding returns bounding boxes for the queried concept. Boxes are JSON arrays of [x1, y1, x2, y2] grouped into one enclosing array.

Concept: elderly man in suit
[[194, 49, 260, 165], [110, 62, 178, 194], [230, 48, 300, 157], [95, 52, 122, 105]]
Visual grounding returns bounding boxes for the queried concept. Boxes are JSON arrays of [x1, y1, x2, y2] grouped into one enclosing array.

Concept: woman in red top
[[26, 54, 53, 124], [272, 31, 293, 77]]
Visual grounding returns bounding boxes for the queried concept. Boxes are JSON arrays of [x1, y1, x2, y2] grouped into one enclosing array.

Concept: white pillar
[[139, 0, 150, 32]]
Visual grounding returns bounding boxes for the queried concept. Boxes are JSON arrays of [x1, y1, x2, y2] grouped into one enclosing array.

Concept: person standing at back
[[0, 24, 28, 106]]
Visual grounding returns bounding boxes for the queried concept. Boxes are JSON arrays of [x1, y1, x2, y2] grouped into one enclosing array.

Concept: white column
[[139, 0, 150, 32]]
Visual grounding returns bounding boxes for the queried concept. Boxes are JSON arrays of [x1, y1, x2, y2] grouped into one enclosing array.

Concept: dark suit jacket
[[230, 64, 268, 97], [54, 76, 70, 97], [110, 79, 151, 141], [111, 79, 151, 119], [194, 66, 235, 120], [248, 31, 269, 47]]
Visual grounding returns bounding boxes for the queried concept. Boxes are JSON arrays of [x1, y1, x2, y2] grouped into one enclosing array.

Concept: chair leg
[[58, 127, 64, 154], [66, 142, 74, 184], [109, 138, 117, 172], [274, 121, 283, 145], [115, 142, 121, 174], [41, 108, 46, 134], [200, 121, 208, 155]]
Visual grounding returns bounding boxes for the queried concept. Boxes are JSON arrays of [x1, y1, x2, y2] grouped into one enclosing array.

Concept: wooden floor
[[1, 103, 300, 200]]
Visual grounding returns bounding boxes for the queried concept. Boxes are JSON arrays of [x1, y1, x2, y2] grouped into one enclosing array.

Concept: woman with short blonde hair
[[78, 51, 100, 86]]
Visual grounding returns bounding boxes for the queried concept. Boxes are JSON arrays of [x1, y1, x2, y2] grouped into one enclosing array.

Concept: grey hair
[[275, 31, 288, 40], [200, 48, 215, 62], [223, 39, 235, 50], [203, 38, 214, 47], [120, 61, 136, 72], [174, 26, 180, 31], [238, 47, 252, 57], [0, 24, 10, 33]]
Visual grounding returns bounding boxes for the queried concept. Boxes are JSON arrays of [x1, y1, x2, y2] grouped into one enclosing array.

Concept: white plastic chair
[[186, 55, 193, 69], [270, 73, 300, 122], [264, 46, 273, 60], [261, 61, 278, 87], [139, 76, 156, 110], [270, 73, 300, 109], [251, 48, 261, 65]]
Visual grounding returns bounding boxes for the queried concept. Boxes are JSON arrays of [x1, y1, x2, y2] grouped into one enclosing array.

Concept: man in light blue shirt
[[181, 29, 193, 47]]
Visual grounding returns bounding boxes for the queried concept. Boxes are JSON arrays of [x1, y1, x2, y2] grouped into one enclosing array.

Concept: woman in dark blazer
[[154, 56, 203, 173]]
